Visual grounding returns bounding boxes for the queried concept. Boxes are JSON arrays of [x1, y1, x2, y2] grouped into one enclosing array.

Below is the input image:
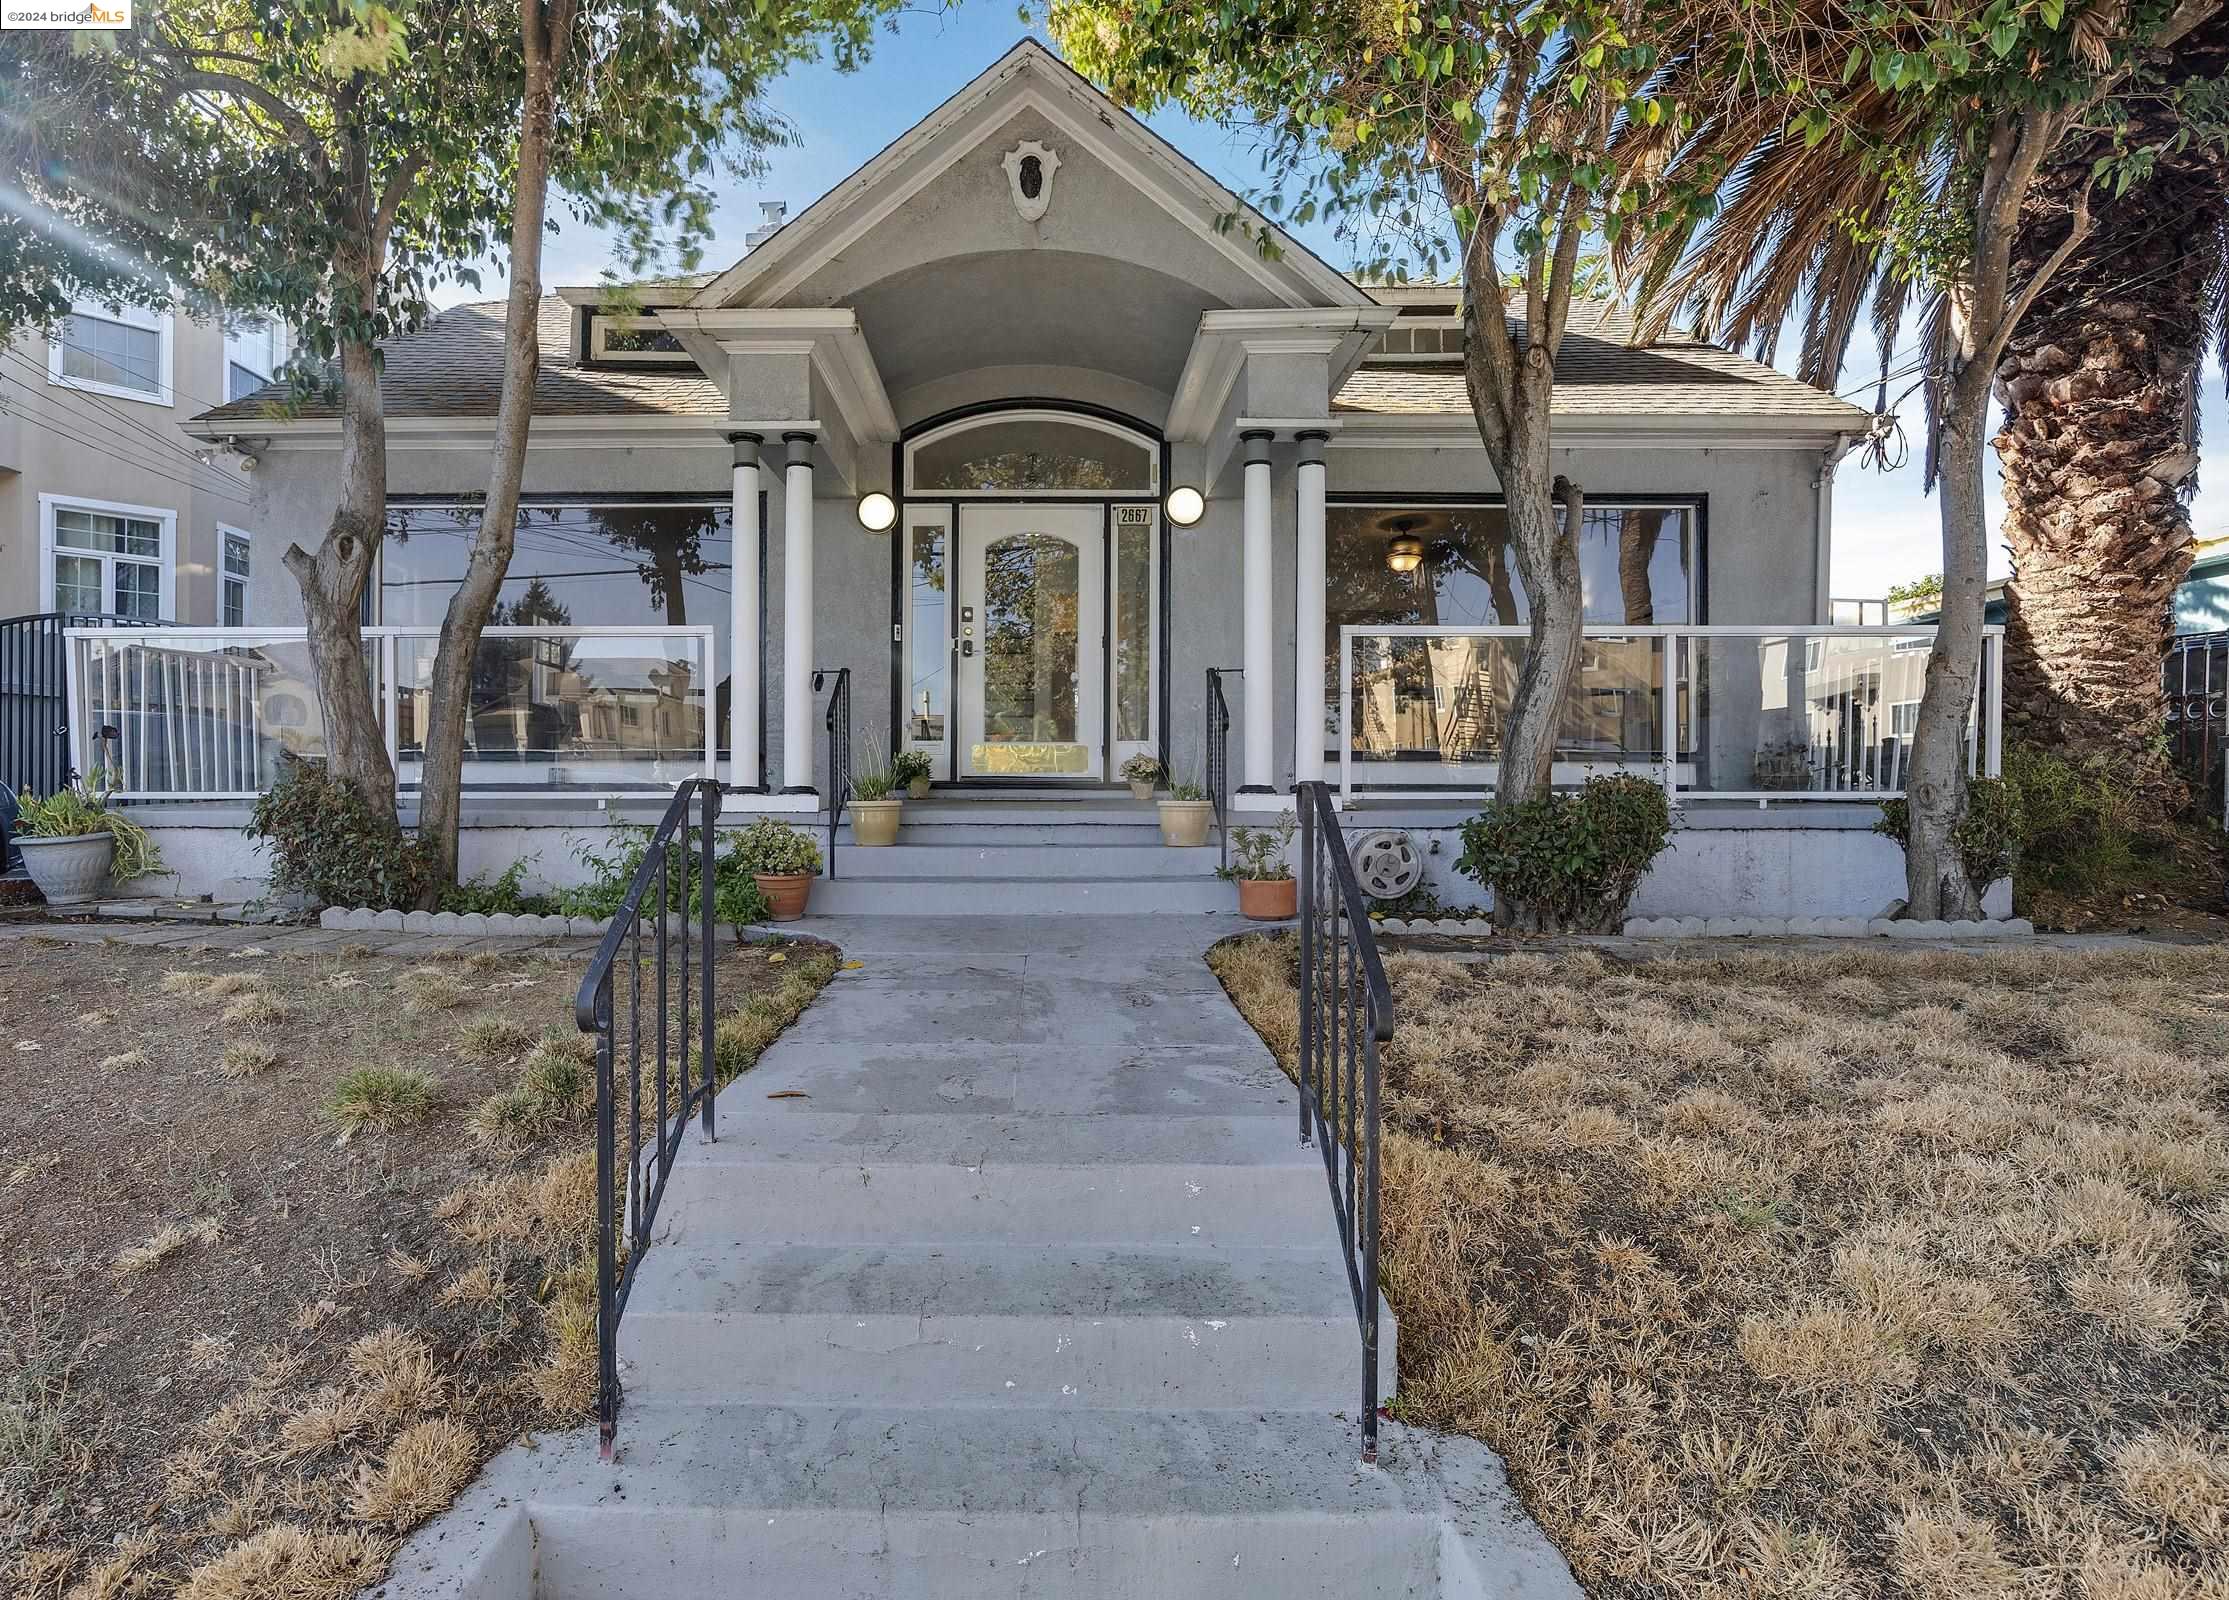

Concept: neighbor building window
[[50, 301, 173, 404], [221, 530, 252, 625], [43, 498, 173, 620], [224, 318, 288, 401]]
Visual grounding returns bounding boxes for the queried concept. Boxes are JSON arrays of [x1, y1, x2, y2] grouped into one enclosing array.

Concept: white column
[[1240, 430, 1274, 792], [1293, 430, 1329, 786], [728, 433, 763, 790], [780, 433, 817, 795]]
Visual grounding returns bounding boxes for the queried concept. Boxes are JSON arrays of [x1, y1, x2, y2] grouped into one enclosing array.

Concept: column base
[[1237, 785, 1276, 795], [733, 790, 822, 814], [1231, 790, 1293, 813]]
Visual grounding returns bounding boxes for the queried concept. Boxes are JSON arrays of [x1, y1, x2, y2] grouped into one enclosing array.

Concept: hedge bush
[[1456, 774, 1673, 933], [246, 756, 432, 911]]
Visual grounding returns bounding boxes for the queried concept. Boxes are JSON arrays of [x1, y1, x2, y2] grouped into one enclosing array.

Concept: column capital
[[729, 432, 762, 467], [1241, 430, 1275, 467], [1294, 430, 1329, 466], [783, 433, 816, 470]]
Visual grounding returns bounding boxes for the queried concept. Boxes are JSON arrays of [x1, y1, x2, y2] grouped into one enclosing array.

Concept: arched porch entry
[[890, 404, 1167, 787]]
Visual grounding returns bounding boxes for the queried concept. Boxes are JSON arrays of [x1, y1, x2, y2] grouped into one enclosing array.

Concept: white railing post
[[1660, 631, 1680, 806], [1986, 629, 2004, 778], [380, 629, 400, 773], [1339, 627, 1353, 806]]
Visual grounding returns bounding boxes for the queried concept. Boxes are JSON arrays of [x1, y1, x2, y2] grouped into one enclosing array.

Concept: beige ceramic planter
[[1127, 779, 1156, 802], [907, 776, 931, 800], [1157, 799, 1212, 848], [850, 798, 902, 847]]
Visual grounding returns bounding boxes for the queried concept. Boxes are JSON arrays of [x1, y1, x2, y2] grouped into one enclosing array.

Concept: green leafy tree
[[0, 0, 898, 897], [1617, 0, 2223, 916], [1049, 0, 1713, 930]]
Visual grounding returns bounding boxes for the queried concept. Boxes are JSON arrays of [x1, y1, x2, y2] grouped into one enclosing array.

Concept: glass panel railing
[[70, 630, 327, 797], [389, 627, 714, 791], [1339, 628, 1669, 786], [1337, 625, 2001, 803]]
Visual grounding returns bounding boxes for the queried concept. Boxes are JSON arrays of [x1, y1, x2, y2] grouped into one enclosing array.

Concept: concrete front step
[[400, 1404, 1482, 1600], [742, 1041, 1297, 1117], [620, 1241, 1388, 1410], [841, 821, 1177, 846], [653, 1112, 1324, 1248], [826, 843, 1218, 878], [812, 875, 1233, 915]]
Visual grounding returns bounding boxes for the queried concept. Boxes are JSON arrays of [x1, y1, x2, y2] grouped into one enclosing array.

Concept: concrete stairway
[[811, 795, 1229, 915], [380, 919, 1578, 1600]]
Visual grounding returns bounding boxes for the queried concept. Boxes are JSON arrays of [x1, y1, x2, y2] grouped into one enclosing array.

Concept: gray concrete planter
[[17, 833, 115, 906]]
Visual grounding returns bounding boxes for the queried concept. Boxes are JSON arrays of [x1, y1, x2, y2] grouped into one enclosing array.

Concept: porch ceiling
[[847, 250, 1228, 414]]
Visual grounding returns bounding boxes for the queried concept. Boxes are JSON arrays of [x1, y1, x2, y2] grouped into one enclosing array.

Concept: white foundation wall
[[129, 801, 2008, 920]]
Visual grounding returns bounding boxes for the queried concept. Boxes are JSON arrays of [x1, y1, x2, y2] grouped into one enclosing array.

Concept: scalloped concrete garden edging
[[318, 906, 611, 939], [1366, 915, 2036, 939]]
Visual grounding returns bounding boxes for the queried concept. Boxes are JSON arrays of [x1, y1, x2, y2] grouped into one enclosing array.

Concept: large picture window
[[381, 500, 737, 767], [42, 497, 173, 621], [1325, 500, 1695, 772]]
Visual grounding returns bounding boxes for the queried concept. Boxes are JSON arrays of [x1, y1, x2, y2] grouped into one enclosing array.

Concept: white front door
[[955, 504, 1104, 779]]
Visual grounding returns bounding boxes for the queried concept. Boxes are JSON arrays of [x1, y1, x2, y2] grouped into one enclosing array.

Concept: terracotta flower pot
[[17, 833, 115, 907], [907, 776, 931, 800], [754, 872, 814, 922], [1127, 779, 1156, 802], [1237, 876, 1297, 921], [850, 798, 902, 847], [1157, 799, 1212, 848]]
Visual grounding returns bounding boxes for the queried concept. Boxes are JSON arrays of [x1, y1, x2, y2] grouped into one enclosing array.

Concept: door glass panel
[[1114, 512, 1151, 743], [976, 532, 1085, 774], [907, 523, 947, 744]]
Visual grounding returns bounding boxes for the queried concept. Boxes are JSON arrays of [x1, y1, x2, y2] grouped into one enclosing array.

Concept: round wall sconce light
[[857, 491, 897, 532], [1164, 485, 1205, 527], [1386, 535, 1426, 574]]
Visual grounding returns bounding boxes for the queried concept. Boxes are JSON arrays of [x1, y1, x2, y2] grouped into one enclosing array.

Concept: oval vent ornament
[[1002, 139, 1061, 222]]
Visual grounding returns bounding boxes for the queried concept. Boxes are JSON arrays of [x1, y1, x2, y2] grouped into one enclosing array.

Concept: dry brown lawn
[[0, 932, 836, 1600], [1211, 936, 2229, 1600]]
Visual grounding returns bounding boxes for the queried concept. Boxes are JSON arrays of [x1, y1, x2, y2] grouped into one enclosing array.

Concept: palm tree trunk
[[1994, 14, 2229, 823]]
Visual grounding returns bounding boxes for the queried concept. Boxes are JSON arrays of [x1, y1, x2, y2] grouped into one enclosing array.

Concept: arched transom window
[[904, 411, 1158, 497]]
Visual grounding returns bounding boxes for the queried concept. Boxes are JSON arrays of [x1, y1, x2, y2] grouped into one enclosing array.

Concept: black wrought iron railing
[[1206, 667, 1237, 871], [815, 667, 851, 878], [575, 776, 721, 1459], [2165, 630, 2227, 810], [1294, 779, 1394, 1465], [2, 611, 160, 796]]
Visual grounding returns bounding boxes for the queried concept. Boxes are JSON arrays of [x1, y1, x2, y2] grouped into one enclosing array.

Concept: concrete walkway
[[378, 915, 1577, 1600]]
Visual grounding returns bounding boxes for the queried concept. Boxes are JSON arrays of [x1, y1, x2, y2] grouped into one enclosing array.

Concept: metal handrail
[[1294, 779, 1394, 1465], [574, 775, 721, 1459], [814, 667, 851, 879], [1205, 667, 1237, 871]]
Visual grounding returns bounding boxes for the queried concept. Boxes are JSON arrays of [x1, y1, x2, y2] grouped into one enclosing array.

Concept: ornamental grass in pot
[[11, 771, 163, 907], [849, 763, 903, 847], [892, 749, 933, 800], [728, 816, 823, 921], [1120, 752, 1163, 802], [1157, 778, 1213, 848], [1219, 811, 1297, 919]]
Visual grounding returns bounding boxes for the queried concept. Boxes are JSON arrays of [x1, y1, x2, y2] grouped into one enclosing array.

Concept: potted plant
[[849, 762, 903, 847], [892, 749, 933, 800], [1157, 778, 1214, 848], [12, 770, 163, 907], [1219, 811, 1297, 920], [727, 816, 823, 921], [1119, 752, 1163, 802]]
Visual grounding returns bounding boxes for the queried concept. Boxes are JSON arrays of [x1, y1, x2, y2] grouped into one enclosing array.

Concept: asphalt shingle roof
[[195, 292, 1867, 430]]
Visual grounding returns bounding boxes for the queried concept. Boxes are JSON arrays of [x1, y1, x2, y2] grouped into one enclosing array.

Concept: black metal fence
[[1206, 667, 1236, 871], [2165, 631, 2227, 814], [1, 611, 158, 798], [575, 776, 722, 1459], [815, 667, 851, 878], [1294, 779, 1394, 1464]]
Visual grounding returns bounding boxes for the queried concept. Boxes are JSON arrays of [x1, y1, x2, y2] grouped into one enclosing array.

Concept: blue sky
[[497, 6, 2227, 604]]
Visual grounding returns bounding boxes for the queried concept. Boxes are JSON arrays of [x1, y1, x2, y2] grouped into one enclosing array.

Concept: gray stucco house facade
[[118, 39, 1988, 916]]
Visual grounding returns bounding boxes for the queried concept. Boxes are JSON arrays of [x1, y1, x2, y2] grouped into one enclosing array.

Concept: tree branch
[[170, 68, 322, 158], [1984, 183, 2095, 373], [372, 151, 429, 255]]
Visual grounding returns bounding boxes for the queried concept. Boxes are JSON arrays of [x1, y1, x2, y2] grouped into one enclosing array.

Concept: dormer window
[[584, 312, 695, 368]]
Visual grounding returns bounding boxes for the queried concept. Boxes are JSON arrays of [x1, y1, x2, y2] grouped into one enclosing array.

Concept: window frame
[[220, 524, 253, 627], [48, 300, 175, 407], [224, 317, 290, 402], [39, 493, 177, 621], [903, 409, 1160, 499]]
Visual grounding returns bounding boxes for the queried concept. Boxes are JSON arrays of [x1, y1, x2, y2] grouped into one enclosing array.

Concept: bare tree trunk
[[1905, 359, 1991, 920], [1499, 458, 1586, 805], [413, 0, 575, 896], [1617, 509, 1654, 625], [282, 330, 395, 824]]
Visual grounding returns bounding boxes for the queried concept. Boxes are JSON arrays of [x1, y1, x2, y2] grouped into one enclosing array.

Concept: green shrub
[[557, 818, 770, 934], [440, 858, 560, 916], [727, 816, 822, 877], [1455, 774, 1672, 933], [1218, 811, 1295, 882], [247, 755, 430, 910], [890, 750, 933, 788], [1876, 776, 2023, 901]]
